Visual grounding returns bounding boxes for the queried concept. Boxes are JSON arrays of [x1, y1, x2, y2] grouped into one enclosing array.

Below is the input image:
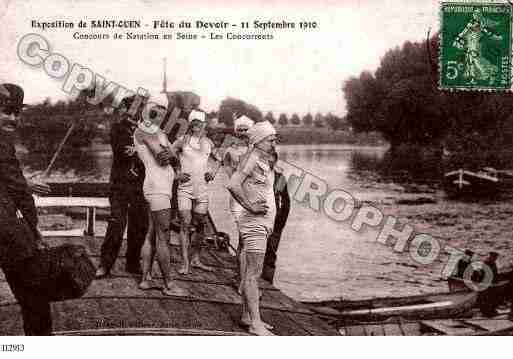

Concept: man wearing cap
[[170, 110, 216, 275], [0, 83, 52, 335], [96, 96, 148, 277], [227, 120, 277, 336]]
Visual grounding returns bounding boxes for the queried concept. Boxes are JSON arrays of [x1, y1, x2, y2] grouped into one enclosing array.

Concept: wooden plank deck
[[0, 235, 338, 336], [421, 319, 484, 335]]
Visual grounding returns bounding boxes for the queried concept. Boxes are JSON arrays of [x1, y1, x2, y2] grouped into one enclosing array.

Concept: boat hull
[[443, 169, 500, 197]]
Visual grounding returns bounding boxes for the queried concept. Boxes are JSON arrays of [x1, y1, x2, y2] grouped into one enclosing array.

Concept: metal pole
[[41, 122, 76, 178]]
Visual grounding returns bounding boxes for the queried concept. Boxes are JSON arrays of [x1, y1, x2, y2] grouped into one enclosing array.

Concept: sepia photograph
[[1, 0, 513, 349]]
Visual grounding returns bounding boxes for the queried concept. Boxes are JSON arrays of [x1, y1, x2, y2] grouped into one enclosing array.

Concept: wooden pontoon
[[0, 183, 337, 336], [0, 236, 337, 335], [307, 279, 513, 336], [340, 310, 513, 336]]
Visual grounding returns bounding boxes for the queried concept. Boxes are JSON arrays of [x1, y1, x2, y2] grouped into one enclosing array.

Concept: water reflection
[[349, 147, 442, 186], [21, 144, 395, 187], [20, 151, 107, 181]]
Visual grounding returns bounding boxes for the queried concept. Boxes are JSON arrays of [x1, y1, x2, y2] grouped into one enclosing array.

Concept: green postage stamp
[[440, 1, 512, 90]]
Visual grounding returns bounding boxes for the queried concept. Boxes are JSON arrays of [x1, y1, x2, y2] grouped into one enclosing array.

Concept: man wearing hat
[[0, 83, 52, 335], [96, 95, 148, 277]]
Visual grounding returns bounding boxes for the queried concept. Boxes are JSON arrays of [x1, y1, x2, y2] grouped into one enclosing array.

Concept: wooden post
[[84, 206, 96, 236]]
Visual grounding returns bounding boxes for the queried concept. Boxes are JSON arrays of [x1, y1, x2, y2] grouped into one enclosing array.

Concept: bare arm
[[222, 150, 236, 178], [205, 138, 220, 176], [227, 170, 257, 213], [168, 137, 191, 182], [169, 137, 183, 157], [134, 129, 164, 160], [226, 154, 268, 215]]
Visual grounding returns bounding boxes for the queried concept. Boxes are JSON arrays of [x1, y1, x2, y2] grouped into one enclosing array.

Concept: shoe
[[95, 266, 109, 278]]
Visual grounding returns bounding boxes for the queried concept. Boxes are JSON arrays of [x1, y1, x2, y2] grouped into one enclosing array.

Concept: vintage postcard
[[1, 0, 512, 353]]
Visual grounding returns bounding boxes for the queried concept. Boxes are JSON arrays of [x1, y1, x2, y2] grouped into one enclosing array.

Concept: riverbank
[[76, 128, 384, 152], [276, 127, 384, 145]]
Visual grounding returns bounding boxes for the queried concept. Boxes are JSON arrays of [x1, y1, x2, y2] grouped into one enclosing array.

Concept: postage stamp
[[440, 1, 512, 91]]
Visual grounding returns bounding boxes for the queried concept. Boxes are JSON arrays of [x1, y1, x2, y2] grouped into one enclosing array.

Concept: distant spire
[[162, 58, 167, 93]]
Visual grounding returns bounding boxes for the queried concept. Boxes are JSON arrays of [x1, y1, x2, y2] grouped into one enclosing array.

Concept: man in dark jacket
[[96, 96, 148, 277], [478, 251, 500, 317], [262, 151, 290, 284], [0, 83, 52, 335]]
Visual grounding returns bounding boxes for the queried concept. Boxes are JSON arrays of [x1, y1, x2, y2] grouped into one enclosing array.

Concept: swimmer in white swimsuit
[[227, 121, 277, 336], [169, 110, 215, 275], [222, 116, 254, 294], [134, 114, 185, 296]]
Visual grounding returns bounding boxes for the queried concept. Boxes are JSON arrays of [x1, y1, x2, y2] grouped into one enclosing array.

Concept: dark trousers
[[100, 183, 148, 272], [262, 231, 282, 284], [3, 261, 52, 335]]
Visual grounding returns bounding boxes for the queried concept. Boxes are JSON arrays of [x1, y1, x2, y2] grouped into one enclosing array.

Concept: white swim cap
[[188, 110, 206, 123], [247, 121, 276, 147], [234, 115, 255, 130]]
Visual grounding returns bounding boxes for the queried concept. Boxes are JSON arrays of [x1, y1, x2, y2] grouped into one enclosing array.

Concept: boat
[[305, 290, 479, 324], [443, 168, 500, 197], [304, 272, 513, 335]]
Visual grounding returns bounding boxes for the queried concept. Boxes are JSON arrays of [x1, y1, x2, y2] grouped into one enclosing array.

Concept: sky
[[0, 0, 439, 116]]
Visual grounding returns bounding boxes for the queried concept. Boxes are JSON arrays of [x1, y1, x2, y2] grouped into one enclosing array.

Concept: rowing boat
[[306, 290, 479, 323], [306, 265, 513, 321], [443, 168, 500, 197]]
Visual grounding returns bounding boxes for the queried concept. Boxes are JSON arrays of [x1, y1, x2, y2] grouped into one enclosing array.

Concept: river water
[[22, 144, 472, 301]]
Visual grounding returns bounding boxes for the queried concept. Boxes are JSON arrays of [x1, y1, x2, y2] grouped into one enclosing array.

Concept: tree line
[[19, 91, 350, 157], [19, 89, 107, 156], [215, 97, 348, 130]]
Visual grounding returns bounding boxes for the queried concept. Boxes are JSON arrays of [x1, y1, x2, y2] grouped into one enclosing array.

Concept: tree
[[325, 113, 344, 130], [207, 111, 217, 120], [302, 113, 313, 126], [18, 88, 110, 158], [290, 113, 301, 125], [264, 111, 276, 124], [343, 71, 384, 134], [278, 113, 288, 126], [341, 32, 513, 169], [314, 113, 324, 128], [245, 104, 263, 122], [343, 36, 449, 148], [218, 97, 262, 127]]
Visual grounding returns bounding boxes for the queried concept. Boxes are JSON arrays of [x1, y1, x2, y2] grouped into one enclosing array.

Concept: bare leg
[[152, 209, 185, 295], [243, 251, 274, 335], [237, 237, 245, 295], [178, 210, 191, 275], [139, 212, 158, 290], [190, 213, 214, 272]]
